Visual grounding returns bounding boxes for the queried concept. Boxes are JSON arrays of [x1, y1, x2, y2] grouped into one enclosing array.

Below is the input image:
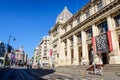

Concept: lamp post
[[4, 35, 16, 68]]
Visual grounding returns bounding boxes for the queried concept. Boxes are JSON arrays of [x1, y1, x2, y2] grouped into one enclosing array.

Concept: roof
[[56, 6, 73, 23]]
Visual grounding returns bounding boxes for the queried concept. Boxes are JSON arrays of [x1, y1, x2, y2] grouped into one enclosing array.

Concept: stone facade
[[49, 0, 120, 66], [33, 36, 50, 68]]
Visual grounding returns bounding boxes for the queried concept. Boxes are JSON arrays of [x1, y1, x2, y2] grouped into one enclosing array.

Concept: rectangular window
[[77, 33, 82, 42], [97, 1, 103, 10], [64, 27, 67, 32], [86, 10, 90, 18], [64, 41, 67, 48], [98, 21, 108, 34], [70, 23, 73, 28], [86, 28, 93, 39], [70, 37, 73, 44], [77, 18, 80, 23], [114, 14, 120, 28], [65, 51, 67, 56], [57, 54, 59, 58]]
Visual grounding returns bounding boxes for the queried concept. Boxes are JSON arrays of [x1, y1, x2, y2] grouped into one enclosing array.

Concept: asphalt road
[[0, 67, 95, 80], [0, 68, 46, 80]]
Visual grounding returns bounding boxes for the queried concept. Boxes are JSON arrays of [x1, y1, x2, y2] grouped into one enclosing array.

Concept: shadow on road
[[0, 67, 55, 80]]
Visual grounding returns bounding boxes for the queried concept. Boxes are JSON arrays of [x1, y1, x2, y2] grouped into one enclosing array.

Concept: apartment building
[[33, 47, 39, 67], [14, 46, 27, 65], [49, 0, 120, 66], [34, 36, 50, 68]]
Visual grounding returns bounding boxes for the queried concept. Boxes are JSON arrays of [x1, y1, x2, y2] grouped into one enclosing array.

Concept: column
[[107, 15, 120, 64], [73, 34, 79, 65], [92, 24, 103, 64], [59, 40, 65, 65], [67, 38, 71, 65], [92, 24, 98, 36], [107, 15, 119, 51], [81, 30, 89, 65]]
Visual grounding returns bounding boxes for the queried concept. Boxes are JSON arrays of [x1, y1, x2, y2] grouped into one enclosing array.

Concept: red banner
[[92, 36, 97, 53], [107, 31, 113, 51], [50, 49, 53, 56]]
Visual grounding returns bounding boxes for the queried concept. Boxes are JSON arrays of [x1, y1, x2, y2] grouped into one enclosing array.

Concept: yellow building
[[49, 0, 120, 66]]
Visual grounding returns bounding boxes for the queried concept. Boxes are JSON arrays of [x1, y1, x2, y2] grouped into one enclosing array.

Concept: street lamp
[[4, 35, 16, 68]]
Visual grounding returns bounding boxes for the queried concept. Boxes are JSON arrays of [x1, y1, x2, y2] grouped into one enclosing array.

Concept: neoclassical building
[[49, 0, 120, 66], [49, 7, 73, 66]]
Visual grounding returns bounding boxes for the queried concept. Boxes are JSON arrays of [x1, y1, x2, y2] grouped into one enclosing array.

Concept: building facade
[[0, 41, 5, 65], [33, 36, 50, 68], [49, 0, 120, 66], [14, 46, 27, 65], [33, 47, 39, 67], [49, 7, 73, 66]]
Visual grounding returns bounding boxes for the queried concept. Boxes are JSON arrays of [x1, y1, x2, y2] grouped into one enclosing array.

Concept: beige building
[[33, 36, 50, 68], [49, 7, 73, 66], [49, 0, 120, 66], [33, 47, 39, 67], [14, 46, 27, 64]]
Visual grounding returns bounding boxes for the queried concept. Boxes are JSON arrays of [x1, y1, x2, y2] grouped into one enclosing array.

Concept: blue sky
[[0, 0, 89, 58]]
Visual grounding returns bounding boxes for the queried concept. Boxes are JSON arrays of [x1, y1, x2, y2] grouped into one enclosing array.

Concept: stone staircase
[[55, 65, 90, 76], [55, 64, 120, 76], [103, 64, 120, 73]]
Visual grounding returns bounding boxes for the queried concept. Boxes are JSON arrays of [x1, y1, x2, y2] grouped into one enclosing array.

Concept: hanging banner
[[50, 49, 53, 56], [107, 31, 113, 51], [92, 36, 97, 53], [95, 33, 109, 53]]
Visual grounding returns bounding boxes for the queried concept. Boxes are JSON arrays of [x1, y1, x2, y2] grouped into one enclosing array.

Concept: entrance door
[[78, 47, 82, 63], [101, 53, 109, 64], [71, 49, 74, 64], [88, 44, 92, 65]]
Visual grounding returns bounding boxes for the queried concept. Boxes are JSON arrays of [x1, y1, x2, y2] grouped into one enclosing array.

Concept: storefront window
[[98, 21, 108, 34], [114, 14, 120, 28]]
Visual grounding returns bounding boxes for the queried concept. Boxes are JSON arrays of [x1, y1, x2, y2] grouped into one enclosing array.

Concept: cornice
[[60, 0, 120, 40], [48, 22, 63, 34], [62, 1, 91, 29]]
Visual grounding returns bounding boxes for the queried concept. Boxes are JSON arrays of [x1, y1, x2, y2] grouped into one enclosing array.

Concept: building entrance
[[88, 44, 93, 65], [71, 49, 74, 64], [78, 47, 82, 64], [101, 53, 109, 64]]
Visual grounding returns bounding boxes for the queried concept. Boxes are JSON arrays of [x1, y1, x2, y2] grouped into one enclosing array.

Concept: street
[[0, 67, 96, 80]]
